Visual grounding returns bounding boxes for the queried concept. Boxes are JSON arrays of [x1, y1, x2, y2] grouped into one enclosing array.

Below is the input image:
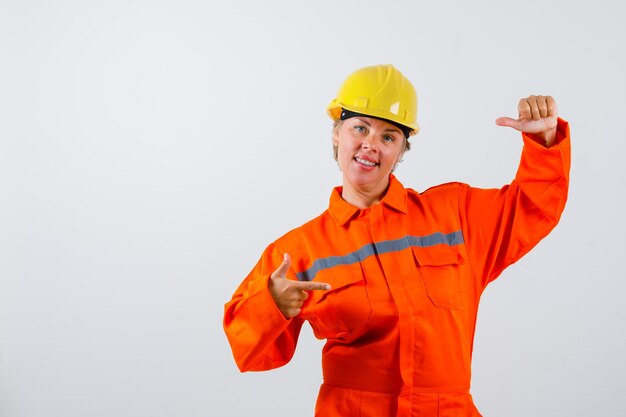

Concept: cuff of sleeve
[[517, 117, 571, 182], [246, 272, 291, 327]]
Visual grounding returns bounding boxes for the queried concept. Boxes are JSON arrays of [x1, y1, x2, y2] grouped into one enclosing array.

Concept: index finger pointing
[[295, 281, 332, 291]]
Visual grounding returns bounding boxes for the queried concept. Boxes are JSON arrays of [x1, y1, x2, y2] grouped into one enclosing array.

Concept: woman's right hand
[[268, 253, 331, 319]]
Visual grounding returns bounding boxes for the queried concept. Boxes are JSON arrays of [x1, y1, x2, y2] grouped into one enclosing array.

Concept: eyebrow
[[384, 127, 402, 135], [354, 118, 402, 135], [354, 117, 371, 126]]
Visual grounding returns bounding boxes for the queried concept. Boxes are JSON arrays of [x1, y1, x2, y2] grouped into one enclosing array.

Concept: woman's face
[[333, 116, 405, 200]]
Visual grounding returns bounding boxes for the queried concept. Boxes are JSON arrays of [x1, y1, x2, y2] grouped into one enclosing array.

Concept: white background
[[1, 1, 625, 416]]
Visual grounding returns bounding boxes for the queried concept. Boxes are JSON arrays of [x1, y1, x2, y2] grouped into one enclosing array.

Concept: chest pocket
[[305, 265, 372, 339], [412, 246, 465, 309]]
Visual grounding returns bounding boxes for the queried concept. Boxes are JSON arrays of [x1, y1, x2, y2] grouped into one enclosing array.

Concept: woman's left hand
[[495, 95, 558, 146]]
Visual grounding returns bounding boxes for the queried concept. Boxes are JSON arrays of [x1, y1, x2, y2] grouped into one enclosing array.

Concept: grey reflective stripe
[[296, 230, 464, 282]]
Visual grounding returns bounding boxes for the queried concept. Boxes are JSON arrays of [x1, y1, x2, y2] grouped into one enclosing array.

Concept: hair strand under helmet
[[327, 64, 419, 136]]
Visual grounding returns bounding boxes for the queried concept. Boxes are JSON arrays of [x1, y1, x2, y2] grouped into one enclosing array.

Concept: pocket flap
[[412, 246, 463, 267], [314, 272, 364, 304]]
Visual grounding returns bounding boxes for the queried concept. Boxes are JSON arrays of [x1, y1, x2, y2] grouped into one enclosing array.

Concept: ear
[[394, 149, 405, 168], [332, 129, 339, 147]]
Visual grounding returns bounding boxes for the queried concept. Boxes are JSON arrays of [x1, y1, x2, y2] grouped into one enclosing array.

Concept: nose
[[360, 134, 376, 151]]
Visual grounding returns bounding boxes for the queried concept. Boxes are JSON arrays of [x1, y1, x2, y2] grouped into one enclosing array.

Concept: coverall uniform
[[224, 119, 570, 417]]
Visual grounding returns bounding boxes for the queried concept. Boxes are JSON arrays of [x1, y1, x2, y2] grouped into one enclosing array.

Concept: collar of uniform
[[383, 174, 408, 214], [328, 174, 408, 226]]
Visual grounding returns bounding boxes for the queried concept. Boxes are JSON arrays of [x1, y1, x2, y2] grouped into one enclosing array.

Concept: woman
[[223, 64, 570, 417]]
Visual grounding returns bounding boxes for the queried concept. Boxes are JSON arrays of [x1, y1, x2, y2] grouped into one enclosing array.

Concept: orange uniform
[[224, 119, 570, 417]]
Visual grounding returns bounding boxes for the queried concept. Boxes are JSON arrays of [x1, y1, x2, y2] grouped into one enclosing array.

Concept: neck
[[341, 178, 390, 209]]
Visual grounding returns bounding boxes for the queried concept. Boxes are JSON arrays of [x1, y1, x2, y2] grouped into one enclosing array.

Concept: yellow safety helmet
[[327, 64, 419, 136]]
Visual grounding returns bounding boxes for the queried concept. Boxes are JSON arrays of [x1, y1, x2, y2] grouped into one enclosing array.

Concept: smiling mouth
[[355, 157, 378, 167]]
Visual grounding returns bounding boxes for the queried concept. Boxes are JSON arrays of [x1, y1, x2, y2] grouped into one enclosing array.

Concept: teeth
[[356, 157, 376, 167]]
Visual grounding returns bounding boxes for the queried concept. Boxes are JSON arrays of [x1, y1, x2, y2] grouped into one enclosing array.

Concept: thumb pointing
[[495, 116, 521, 130], [272, 253, 291, 279]]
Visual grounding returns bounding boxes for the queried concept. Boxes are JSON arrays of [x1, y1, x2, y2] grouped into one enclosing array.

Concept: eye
[[354, 125, 367, 133], [383, 135, 397, 143]]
